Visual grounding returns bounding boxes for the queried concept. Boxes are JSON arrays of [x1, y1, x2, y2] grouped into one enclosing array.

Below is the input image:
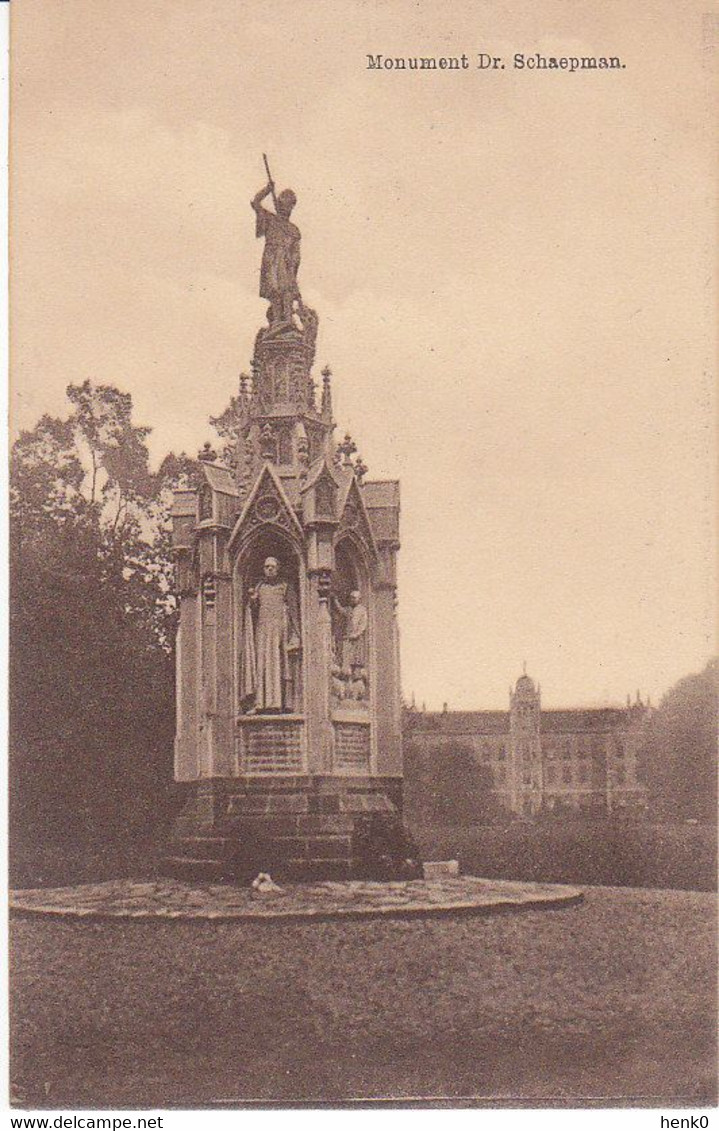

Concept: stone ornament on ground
[[251, 872, 283, 896]]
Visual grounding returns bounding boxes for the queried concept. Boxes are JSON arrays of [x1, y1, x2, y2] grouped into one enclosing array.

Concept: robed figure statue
[[251, 180, 301, 325], [241, 557, 301, 713], [331, 590, 369, 704]]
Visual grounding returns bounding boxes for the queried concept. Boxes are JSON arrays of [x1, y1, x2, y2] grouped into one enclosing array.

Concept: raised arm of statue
[[251, 183, 274, 213], [333, 594, 348, 617]]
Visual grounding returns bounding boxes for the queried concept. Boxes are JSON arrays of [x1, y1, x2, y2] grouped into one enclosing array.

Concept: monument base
[[164, 775, 421, 882]]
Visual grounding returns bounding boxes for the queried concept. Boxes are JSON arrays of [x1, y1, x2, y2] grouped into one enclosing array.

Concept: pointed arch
[[233, 523, 305, 718], [228, 462, 303, 560]]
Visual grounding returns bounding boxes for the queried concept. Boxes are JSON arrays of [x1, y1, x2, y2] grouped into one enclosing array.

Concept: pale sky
[[10, 0, 717, 709]]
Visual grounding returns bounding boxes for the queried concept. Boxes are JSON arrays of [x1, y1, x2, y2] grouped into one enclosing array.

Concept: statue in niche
[[241, 557, 301, 713], [332, 589, 369, 703], [251, 180, 301, 326]]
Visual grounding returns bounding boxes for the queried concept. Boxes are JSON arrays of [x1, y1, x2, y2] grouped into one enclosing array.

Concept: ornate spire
[[296, 423, 309, 482], [321, 366, 333, 422], [336, 433, 357, 467], [198, 441, 218, 463], [354, 455, 368, 483], [239, 371, 252, 410]]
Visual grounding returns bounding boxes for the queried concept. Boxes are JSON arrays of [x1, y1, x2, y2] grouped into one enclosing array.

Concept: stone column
[[198, 571, 217, 779], [373, 580, 402, 777], [208, 562, 234, 778], [305, 569, 334, 774], [174, 591, 200, 781]]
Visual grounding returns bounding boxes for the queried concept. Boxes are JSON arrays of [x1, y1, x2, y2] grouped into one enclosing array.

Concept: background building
[[405, 671, 651, 818]]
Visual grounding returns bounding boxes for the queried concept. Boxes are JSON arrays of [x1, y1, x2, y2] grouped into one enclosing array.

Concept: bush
[[410, 819, 717, 891]]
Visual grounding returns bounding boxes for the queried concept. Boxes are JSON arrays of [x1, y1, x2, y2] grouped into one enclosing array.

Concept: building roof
[[362, 480, 400, 508], [408, 705, 632, 736], [362, 480, 400, 543], [515, 673, 536, 694], [541, 708, 628, 732], [202, 462, 239, 496], [409, 710, 508, 735]]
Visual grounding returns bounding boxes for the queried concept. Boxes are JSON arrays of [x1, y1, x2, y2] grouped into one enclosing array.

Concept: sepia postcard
[[7, 0, 718, 1117]]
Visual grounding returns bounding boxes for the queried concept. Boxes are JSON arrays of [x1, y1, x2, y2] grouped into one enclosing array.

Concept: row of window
[[545, 764, 590, 785], [489, 767, 631, 790], [539, 766, 629, 786], [472, 744, 630, 764]]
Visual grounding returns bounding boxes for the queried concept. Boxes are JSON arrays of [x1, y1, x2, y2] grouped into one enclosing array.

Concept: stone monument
[[166, 167, 416, 881]]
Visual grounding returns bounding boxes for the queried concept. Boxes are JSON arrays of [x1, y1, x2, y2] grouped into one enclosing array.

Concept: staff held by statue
[[262, 153, 279, 213]]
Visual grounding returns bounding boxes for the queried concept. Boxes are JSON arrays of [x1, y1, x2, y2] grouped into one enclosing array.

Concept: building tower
[[166, 172, 414, 880], [509, 668, 542, 816]]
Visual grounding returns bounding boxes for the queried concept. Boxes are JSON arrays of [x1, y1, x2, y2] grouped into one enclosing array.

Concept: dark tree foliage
[[209, 385, 247, 467], [9, 383, 197, 880], [638, 657, 718, 822], [403, 739, 502, 826]]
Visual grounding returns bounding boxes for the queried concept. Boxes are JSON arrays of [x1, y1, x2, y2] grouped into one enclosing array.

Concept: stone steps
[[163, 774, 416, 883]]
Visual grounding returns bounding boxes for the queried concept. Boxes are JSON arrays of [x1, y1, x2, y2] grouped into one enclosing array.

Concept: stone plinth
[[165, 774, 415, 882]]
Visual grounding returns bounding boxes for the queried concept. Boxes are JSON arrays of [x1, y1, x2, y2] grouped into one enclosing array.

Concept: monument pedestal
[[165, 774, 415, 881]]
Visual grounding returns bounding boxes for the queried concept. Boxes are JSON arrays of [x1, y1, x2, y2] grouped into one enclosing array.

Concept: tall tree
[[209, 385, 247, 467], [639, 658, 718, 821], [9, 383, 187, 880]]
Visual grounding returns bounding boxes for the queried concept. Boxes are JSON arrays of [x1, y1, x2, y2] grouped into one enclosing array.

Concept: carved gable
[[337, 476, 378, 560], [301, 458, 339, 525], [229, 463, 302, 555]]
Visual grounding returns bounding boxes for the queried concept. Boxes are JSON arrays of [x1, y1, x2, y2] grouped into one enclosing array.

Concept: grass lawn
[[10, 884, 716, 1108]]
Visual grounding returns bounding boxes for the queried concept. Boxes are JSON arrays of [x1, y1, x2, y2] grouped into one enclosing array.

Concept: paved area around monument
[[10, 875, 583, 922]]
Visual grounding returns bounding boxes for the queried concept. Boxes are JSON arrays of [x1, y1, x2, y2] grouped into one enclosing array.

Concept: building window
[[498, 747, 506, 761], [615, 768, 625, 786], [545, 764, 556, 786], [523, 771, 531, 785], [562, 765, 572, 784], [578, 762, 589, 784]]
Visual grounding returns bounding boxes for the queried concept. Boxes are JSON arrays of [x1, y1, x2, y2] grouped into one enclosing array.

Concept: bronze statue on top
[[252, 155, 301, 326]]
